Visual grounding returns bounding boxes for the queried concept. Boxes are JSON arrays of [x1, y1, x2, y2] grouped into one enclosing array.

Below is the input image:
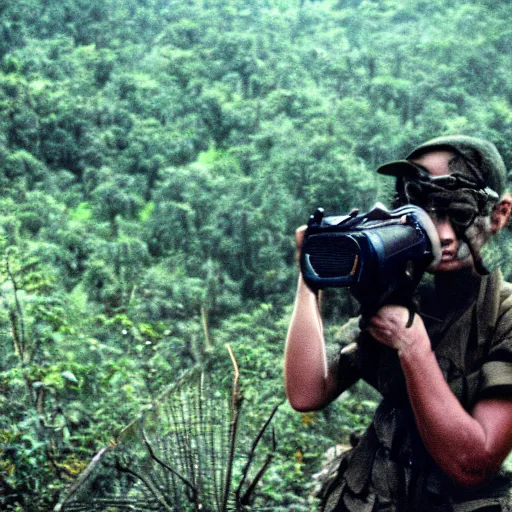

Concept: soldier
[[285, 136, 512, 510]]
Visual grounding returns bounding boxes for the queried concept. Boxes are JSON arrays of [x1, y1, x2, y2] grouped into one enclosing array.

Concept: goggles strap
[[398, 177, 495, 275]]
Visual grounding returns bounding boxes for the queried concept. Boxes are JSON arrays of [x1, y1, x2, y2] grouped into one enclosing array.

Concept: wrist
[[298, 274, 318, 297], [398, 337, 433, 364], [394, 313, 432, 360]]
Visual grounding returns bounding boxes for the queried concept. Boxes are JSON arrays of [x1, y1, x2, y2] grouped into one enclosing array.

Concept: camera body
[[300, 204, 441, 315]]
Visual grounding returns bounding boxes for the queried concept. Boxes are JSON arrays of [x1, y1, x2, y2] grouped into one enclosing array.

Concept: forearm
[[284, 275, 331, 411], [399, 343, 490, 485], [367, 307, 496, 485]]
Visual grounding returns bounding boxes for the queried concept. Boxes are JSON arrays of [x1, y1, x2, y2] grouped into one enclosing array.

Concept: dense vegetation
[[1, 0, 512, 510]]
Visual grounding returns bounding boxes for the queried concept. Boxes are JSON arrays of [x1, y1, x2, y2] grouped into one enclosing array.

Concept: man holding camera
[[285, 136, 512, 510]]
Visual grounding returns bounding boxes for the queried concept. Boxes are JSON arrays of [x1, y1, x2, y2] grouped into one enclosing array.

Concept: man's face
[[410, 150, 491, 273]]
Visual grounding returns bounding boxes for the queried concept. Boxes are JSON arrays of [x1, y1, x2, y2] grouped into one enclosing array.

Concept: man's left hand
[[366, 305, 431, 356]]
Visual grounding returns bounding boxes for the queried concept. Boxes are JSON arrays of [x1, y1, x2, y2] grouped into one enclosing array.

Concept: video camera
[[300, 204, 441, 319]]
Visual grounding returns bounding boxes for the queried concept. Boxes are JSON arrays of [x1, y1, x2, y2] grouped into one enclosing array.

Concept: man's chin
[[429, 257, 474, 273], [428, 241, 475, 273]]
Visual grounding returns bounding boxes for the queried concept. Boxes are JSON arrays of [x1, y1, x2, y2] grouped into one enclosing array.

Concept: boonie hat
[[377, 135, 507, 195]]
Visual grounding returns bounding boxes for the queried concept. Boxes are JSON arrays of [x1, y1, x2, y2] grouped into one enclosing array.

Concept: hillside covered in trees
[[1, 0, 512, 510]]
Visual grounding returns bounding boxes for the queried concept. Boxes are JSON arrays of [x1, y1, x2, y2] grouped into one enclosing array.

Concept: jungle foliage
[[1, 0, 512, 510]]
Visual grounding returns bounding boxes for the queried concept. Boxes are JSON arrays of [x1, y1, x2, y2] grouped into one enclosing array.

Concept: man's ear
[[490, 194, 512, 233]]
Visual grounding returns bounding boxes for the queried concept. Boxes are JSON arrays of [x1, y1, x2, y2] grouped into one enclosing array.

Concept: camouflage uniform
[[321, 269, 512, 511]]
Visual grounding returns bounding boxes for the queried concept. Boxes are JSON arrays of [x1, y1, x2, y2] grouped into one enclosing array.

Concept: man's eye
[[449, 209, 474, 226]]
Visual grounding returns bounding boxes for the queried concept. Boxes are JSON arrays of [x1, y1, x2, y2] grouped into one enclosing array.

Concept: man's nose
[[434, 218, 457, 246]]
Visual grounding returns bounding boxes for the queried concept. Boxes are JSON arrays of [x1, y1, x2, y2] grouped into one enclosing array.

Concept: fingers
[[295, 225, 307, 250], [368, 305, 409, 327], [364, 306, 412, 348], [295, 225, 308, 264], [364, 305, 429, 353]]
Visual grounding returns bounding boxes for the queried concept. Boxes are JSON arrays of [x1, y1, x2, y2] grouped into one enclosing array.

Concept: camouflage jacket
[[321, 269, 512, 512]]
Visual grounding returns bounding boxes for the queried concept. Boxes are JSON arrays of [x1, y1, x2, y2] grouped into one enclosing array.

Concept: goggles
[[394, 166, 499, 234]]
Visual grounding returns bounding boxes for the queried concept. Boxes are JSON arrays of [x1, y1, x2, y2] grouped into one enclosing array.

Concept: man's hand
[[366, 305, 431, 357], [295, 225, 307, 264]]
